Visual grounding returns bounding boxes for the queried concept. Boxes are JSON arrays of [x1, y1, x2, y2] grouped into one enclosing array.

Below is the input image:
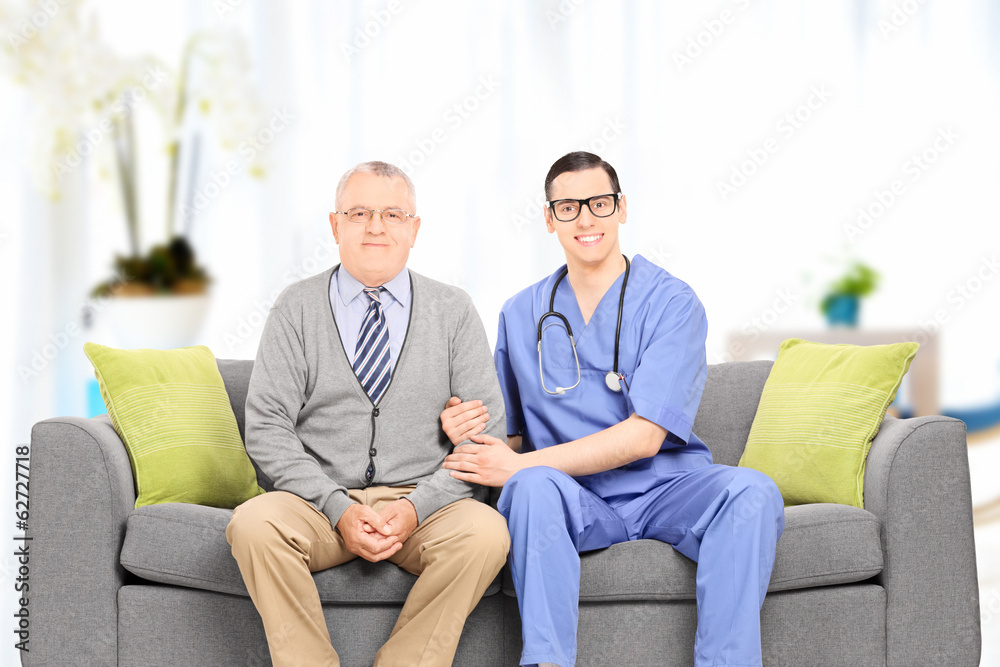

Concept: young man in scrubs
[[440, 152, 785, 667]]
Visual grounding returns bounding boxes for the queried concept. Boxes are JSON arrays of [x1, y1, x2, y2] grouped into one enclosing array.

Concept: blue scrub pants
[[497, 464, 785, 667]]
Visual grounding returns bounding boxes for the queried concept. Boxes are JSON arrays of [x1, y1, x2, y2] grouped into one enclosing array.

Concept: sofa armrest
[[863, 414, 980, 667], [24, 416, 136, 667]]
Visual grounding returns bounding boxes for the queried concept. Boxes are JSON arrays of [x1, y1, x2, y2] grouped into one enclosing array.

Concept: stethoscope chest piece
[[605, 370, 622, 392]]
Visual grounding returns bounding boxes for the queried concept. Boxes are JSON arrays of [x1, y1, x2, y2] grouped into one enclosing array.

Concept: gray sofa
[[24, 359, 981, 666]]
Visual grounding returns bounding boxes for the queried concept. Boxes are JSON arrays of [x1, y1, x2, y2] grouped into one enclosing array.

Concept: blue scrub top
[[495, 254, 713, 502]]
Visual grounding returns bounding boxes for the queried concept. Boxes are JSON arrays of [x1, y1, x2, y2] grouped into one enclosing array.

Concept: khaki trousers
[[226, 488, 509, 667]]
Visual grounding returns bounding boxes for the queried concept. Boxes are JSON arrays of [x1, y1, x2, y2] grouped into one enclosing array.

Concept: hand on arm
[[408, 297, 510, 519], [443, 308, 530, 487], [440, 397, 490, 446], [443, 433, 526, 487], [443, 413, 667, 486]]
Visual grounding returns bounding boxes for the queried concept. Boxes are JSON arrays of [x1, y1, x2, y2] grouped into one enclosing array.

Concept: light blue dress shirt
[[330, 265, 411, 372]]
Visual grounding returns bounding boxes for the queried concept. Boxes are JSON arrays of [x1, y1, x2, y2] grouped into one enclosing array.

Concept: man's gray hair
[[335, 161, 416, 212]]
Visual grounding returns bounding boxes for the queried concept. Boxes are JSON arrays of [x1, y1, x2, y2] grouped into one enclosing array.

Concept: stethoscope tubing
[[537, 254, 631, 395]]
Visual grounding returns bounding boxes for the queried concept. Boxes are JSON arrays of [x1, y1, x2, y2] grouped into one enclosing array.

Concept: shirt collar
[[337, 265, 411, 308]]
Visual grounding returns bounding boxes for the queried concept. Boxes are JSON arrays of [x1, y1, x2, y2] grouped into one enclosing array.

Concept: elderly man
[[227, 161, 510, 667]]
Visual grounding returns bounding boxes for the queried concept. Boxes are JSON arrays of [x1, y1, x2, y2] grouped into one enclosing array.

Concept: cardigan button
[[369, 448, 377, 457], [372, 407, 380, 417]]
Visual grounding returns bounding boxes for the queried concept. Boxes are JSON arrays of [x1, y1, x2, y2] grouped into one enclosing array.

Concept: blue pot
[[825, 294, 859, 327]]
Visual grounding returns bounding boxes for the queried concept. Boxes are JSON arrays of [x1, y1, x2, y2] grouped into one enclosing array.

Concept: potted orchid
[[2, 3, 267, 346], [89, 30, 268, 300]]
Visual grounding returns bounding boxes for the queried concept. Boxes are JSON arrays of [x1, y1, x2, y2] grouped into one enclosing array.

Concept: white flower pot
[[103, 293, 212, 350]]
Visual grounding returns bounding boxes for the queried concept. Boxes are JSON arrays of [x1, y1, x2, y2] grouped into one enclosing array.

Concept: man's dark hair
[[544, 152, 621, 201]]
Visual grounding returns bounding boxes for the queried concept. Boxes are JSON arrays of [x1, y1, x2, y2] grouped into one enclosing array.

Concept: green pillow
[[83, 342, 265, 509], [738, 337, 919, 508]]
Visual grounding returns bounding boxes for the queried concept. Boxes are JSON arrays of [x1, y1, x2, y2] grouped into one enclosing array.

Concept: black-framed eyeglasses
[[333, 207, 414, 225], [547, 193, 621, 222]]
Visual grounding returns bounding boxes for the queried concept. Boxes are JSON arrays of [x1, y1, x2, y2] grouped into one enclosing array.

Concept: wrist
[[325, 493, 357, 533], [401, 496, 418, 521], [519, 449, 540, 469]]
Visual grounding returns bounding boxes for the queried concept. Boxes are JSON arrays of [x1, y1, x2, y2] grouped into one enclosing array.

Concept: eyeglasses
[[547, 193, 621, 222], [333, 207, 414, 225]]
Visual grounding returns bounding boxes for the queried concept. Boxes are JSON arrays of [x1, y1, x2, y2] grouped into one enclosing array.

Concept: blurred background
[[1, 0, 998, 663]]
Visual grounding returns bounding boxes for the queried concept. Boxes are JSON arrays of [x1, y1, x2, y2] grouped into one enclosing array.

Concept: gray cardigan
[[244, 264, 507, 526]]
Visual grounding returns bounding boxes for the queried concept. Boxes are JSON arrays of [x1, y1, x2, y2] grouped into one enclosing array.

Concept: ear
[[409, 215, 421, 247], [618, 195, 627, 225], [329, 212, 341, 244], [544, 206, 556, 234]]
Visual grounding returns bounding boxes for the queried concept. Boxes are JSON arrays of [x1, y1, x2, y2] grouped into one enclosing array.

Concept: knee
[[510, 465, 570, 486], [465, 504, 511, 562], [729, 467, 780, 499], [500, 466, 569, 510], [226, 492, 289, 550], [440, 503, 510, 573], [728, 468, 785, 524]]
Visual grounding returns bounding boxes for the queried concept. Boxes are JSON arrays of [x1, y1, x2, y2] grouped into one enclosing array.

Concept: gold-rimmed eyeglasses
[[333, 207, 414, 225]]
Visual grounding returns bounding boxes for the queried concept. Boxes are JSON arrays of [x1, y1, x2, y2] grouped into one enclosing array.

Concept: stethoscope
[[537, 254, 631, 395]]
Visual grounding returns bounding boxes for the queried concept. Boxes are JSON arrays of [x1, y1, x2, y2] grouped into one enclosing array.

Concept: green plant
[[820, 262, 880, 315], [90, 237, 211, 297]]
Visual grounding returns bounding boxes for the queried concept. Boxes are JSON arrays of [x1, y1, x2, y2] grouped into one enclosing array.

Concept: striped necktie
[[353, 287, 391, 404]]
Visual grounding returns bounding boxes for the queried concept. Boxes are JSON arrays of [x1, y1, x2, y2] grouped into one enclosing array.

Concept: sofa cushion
[[737, 338, 918, 508], [120, 501, 501, 602], [502, 502, 882, 600], [83, 343, 266, 509]]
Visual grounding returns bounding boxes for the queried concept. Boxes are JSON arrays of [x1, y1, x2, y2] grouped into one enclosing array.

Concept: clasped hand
[[336, 498, 417, 563]]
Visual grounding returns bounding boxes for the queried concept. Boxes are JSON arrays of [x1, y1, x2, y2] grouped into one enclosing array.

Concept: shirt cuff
[[403, 485, 450, 525], [506, 413, 524, 438], [322, 489, 356, 530]]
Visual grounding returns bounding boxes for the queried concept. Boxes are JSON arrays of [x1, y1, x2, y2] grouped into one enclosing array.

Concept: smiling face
[[329, 172, 420, 287], [544, 167, 627, 273]]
